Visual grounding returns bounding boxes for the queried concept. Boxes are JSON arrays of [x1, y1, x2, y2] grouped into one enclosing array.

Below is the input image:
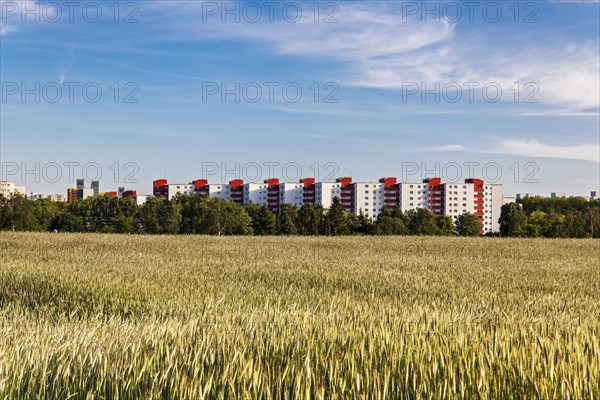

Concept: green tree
[[139, 196, 163, 234], [524, 210, 547, 238], [245, 203, 277, 235], [324, 197, 350, 236], [455, 213, 483, 236], [499, 203, 528, 237], [374, 207, 408, 235], [158, 199, 182, 234], [32, 198, 63, 231], [405, 208, 438, 236], [176, 194, 202, 234], [542, 211, 566, 238], [195, 197, 252, 235], [351, 211, 375, 235], [277, 204, 298, 235], [435, 215, 455, 236], [297, 203, 324, 235], [113, 214, 137, 234], [563, 210, 589, 238], [49, 212, 83, 232], [0, 194, 39, 231]]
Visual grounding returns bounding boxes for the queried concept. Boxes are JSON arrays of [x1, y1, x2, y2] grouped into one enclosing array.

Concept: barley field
[[0, 232, 598, 399]]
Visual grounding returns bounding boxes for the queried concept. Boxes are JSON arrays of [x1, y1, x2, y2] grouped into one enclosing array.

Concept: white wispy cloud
[[493, 139, 599, 163], [143, 1, 599, 115], [7, 1, 598, 115], [416, 139, 599, 163], [0, 0, 58, 36]]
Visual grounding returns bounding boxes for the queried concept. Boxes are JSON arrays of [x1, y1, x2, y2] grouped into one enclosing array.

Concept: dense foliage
[[1, 193, 599, 237], [499, 196, 600, 238]]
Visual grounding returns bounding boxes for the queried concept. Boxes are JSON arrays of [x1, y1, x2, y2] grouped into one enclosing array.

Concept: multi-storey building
[[153, 179, 195, 200], [122, 190, 147, 206], [265, 179, 280, 213], [443, 182, 476, 219], [67, 188, 78, 204], [278, 182, 304, 210], [242, 182, 269, 205], [483, 184, 503, 233], [229, 180, 244, 205], [0, 181, 26, 198], [151, 176, 505, 232], [28, 193, 66, 202], [398, 181, 429, 211], [353, 181, 385, 219], [337, 177, 355, 213], [313, 181, 341, 209]]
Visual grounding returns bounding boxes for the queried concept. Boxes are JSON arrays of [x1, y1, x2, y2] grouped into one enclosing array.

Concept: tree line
[[0, 193, 598, 237], [499, 197, 600, 238]]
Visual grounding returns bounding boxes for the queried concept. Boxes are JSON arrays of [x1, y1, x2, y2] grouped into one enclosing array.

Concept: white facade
[[166, 183, 195, 200], [207, 184, 231, 201], [516, 193, 537, 199], [483, 184, 503, 234], [503, 196, 516, 205], [133, 195, 147, 206], [443, 183, 475, 219], [353, 182, 384, 219], [314, 182, 341, 209], [398, 182, 428, 211], [243, 183, 268, 205], [27, 193, 66, 202], [279, 183, 304, 208], [28, 192, 45, 201], [154, 177, 506, 233], [0, 181, 25, 198], [81, 188, 94, 200]]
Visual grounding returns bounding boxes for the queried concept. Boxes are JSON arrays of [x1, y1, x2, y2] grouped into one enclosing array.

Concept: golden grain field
[[0, 232, 598, 399]]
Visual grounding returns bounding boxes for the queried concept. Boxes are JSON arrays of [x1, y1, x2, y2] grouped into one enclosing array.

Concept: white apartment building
[[314, 182, 341, 209], [165, 183, 195, 200], [28, 193, 66, 202], [152, 176, 506, 232], [398, 182, 429, 211], [516, 193, 538, 199], [206, 184, 230, 201], [278, 182, 304, 208], [242, 183, 268, 205], [133, 195, 147, 206], [483, 184, 503, 233], [0, 181, 26, 198], [80, 188, 94, 200], [353, 182, 385, 219], [443, 183, 475, 219]]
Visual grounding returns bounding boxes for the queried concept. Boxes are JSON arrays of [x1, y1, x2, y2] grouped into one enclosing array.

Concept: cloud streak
[[417, 138, 599, 163]]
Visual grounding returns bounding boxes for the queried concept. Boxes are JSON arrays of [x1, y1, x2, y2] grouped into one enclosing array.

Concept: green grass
[[0, 232, 598, 399]]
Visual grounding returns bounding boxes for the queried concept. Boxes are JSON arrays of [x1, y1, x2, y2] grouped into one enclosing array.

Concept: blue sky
[[1, 0, 599, 196]]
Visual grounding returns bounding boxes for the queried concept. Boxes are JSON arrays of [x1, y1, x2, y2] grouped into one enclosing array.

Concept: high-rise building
[[67, 188, 78, 204], [151, 176, 506, 232], [0, 181, 26, 198], [91, 181, 100, 197]]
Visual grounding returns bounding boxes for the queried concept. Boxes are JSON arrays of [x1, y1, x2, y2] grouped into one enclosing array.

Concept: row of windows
[[449, 210, 468, 214]]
